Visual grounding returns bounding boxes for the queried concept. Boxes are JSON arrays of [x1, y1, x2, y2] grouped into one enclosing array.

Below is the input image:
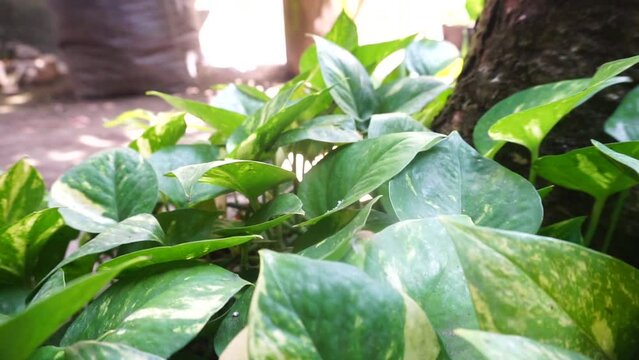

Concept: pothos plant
[[0, 11, 638, 360]]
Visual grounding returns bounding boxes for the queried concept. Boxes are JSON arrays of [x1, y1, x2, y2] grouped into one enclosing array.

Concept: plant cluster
[[1, 12, 638, 360]]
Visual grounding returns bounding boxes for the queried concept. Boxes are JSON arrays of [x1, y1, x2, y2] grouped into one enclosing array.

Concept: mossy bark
[[434, 0, 639, 266]]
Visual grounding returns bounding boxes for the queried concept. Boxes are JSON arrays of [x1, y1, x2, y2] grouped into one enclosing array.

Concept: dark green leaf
[[147, 144, 223, 208], [299, 197, 378, 261], [298, 131, 444, 222], [442, 219, 639, 359], [64, 341, 163, 360], [389, 132, 542, 233], [156, 209, 222, 245], [61, 263, 248, 358], [0, 159, 45, 227], [148, 91, 245, 137], [538, 217, 586, 245], [455, 329, 589, 360], [249, 250, 440, 359], [405, 39, 460, 76], [315, 36, 378, 121], [368, 113, 426, 138], [604, 85, 639, 141], [0, 257, 145, 360], [129, 113, 186, 157], [376, 76, 449, 114], [534, 141, 639, 200], [99, 236, 257, 273], [215, 287, 254, 356], [169, 160, 295, 200], [275, 115, 361, 146], [217, 194, 304, 235], [0, 208, 63, 284], [50, 148, 159, 233]]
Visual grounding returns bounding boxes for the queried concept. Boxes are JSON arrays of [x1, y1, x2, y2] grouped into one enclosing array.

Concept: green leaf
[[299, 197, 378, 261], [465, 0, 484, 20], [0, 257, 145, 360], [0, 284, 30, 315], [211, 84, 267, 115], [30, 269, 65, 304], [99, 236, 257, 273], [249, 250, 440, 360], [376, 76, 449, 114], [299, 10, 359, 73], [353, 35, 416, 72], [455, 329, 590, 360], [0, 159, 45, 227], [344, 218, 480, 359], [63, 341, 164, 360], [148, 91, 245, 137], [298, 131, 444, 222], [41, 214, 165, 283], [538, 217, 586, 245], [592, 140, 639, 178], [50, 148, 159, 233], [61, 263, 249, 358], [156, 209, 221, 245], [0, 208, 63, 284], [129, 113, 186, 157], [215, 287, 254, 356], [230, 90, 327, 160], [315, 36, 378, 121], [389, 132, 543, 233], [368, 113, 427, 138], [476, 56, 639, 157], [147, 144, 223, 208], [537, 185, 554, 199], [169, 160, 295, 200], [534, 141, 639, 200], [441, 219, 639, 359], [405, 39, 460, 76], [217, 194, 304, 235], [414, 87, 453, 128], [604, 85, 639, 141], [275, 115, 361, 146]]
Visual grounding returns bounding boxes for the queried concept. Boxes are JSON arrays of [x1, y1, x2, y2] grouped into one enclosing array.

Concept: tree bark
[[434, 0, 639, 266]]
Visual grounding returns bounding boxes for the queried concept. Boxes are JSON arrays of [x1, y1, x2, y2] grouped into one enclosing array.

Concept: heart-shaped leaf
[[299, 10, 358, 73], [389, 132, 542, 233], [376, 76, 449, 114], [604, 85, 639, 141], [405, 39, 460, 76], [0, 257, 145, 360], [249, 250, 440, 359], [147, 144, 223, 208], [534, 141, 639, 200], [148, 91, 245, 137], [441, 219, 639, 359], [129, 113, 186, 157], [61, 263, 248, 358], [315, 36, 378, 121], [0, 208, 63, 285], [455, 329, 589, 360], [368, 113, 427, 138], [275, 115, 361, 146], [298, 131, 444, 222], [50, 148, 159, 233], [169, 160, 295, 201], [344, 217, 480, 359], [0, 159, 45, 228]]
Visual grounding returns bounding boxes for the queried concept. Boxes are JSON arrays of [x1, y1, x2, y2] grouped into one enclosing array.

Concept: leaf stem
[[584, 196, 607, 247], [601, 190, 629, 253]]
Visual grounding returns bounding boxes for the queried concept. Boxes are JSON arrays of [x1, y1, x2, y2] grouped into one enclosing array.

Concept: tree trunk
[[434, 0, 639, 266]]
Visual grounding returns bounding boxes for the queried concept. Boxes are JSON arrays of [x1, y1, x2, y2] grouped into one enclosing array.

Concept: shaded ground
[[0, 91, 170, 184]]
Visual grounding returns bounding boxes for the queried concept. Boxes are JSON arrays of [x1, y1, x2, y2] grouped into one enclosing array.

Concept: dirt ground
[[0, 92, 170, 184]]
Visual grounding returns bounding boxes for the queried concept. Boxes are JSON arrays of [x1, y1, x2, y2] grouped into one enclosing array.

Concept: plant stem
[[601, 190, 629, 253], [528, 147, 539, 184], [584, 196, 607, 247]]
